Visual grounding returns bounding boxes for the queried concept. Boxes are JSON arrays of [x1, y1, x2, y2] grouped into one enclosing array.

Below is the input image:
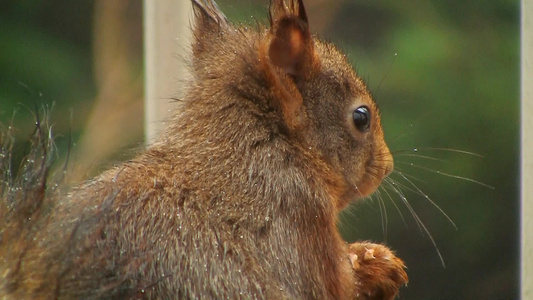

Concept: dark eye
[[352, 106, 371, 132]]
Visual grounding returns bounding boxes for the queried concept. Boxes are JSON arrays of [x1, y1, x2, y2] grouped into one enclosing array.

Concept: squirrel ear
[[191, 0, 228, 55], [268, 0, 315, 78]]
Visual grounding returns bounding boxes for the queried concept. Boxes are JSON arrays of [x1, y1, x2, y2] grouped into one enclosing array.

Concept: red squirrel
[[0, 0, 407, 298]]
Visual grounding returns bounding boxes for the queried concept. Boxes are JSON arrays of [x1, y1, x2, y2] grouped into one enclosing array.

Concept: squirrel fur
[[0, 0, 407, 299]]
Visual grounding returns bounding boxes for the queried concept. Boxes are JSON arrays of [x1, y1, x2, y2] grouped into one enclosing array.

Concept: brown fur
[[0, 0, 406, 299]]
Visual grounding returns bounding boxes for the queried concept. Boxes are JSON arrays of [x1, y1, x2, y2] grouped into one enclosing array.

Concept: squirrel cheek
[[353, 150, 393, 199]]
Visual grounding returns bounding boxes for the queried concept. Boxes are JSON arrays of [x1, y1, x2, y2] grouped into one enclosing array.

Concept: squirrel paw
[[347, 242, 408, 300]]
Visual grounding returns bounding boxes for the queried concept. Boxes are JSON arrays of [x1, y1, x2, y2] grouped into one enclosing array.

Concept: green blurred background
[[0, 0, 520, 298]]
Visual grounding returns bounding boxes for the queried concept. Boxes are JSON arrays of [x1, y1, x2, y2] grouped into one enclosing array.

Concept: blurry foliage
[[0, 0, 519, 299]]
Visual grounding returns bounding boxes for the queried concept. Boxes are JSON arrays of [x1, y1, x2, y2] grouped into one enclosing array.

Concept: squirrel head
[[189, 0, 393, 210]]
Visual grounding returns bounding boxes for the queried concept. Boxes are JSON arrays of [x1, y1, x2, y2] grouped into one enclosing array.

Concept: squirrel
[[0, 0, 408, 299]]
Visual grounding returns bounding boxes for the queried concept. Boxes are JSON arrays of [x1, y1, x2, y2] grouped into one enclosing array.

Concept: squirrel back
[[0, 0, 406, 299]]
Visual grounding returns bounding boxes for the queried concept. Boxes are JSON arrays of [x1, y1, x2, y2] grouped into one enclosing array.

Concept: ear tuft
[[269, 0, 308, 26], [191, 0, 229, 55], [192, 0, 228, 28], [268, 0, 315, 78]]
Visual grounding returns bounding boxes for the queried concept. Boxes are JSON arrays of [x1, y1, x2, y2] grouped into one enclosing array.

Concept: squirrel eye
[[353, 106, 371, 132]]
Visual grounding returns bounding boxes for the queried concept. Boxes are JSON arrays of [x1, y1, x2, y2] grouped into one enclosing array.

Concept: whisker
[[381, 179, 408, 227], [394, 166, 429, 185], [374, 190, 388, 239], [384, 179, 423, 233], [382, 177, 447, 267], [395, 170, 457, 230], [389, 173, 432, 199], [393, 153, 447, 163], [393, 147, 484, 158], [375, 52, 397, 94], [397, 161, 495, 189], [416, 147, 484, 157], [411, 213, 446, 267], [383, 145, 489, 268]]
